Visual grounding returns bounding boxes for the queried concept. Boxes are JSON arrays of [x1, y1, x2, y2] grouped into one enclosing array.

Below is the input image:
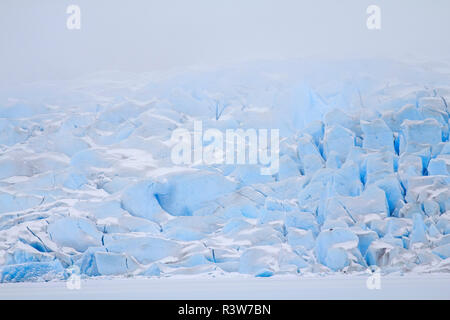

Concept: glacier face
[[0, 60, 450, 282]]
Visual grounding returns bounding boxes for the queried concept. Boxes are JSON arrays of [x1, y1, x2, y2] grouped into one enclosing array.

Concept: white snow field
[[1, 274, 450, 300], [0, 59, 450, 298]]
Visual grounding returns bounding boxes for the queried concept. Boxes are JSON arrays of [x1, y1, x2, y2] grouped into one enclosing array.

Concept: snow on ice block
[[213, 195, 260, 219], [400, 119, 442, 154], [277, 155, 300, 180], [280, 137, 298, 161], [0, 119, 30, 146], [174, 252, 211, 268], [299, 154, 324, 176], [94, 252, 138, 276], [88, 121, 136, 145], [324, 108, 360, 135], [205, 247, 239, 265], [102, 215, 161, 234], [232, 225, 283, 247], [397, 203, 424, 220], [331, 162, 362, 197], [428, 156, 450, 176], [439, 142, 450, 155], [365, 240, 398, 266], [432, 244, 450, 259], [133, 111, 177, 139], [121, 180, 169, 223], [25, 153, 69, 174], [104, 234, 182, 264], [7, 171, 55, 192], [264, 197, 296, 212], [380, 234, 403, 248], [102, 176, 133, 194], [354, 229, 379, 257], [229, 165, 275, 186], [70, 149, 114, 171], [437, 215, 450, 235], [0, 192, 42, 214], [285, 211, 319, 235], [287, 228, 315, 250], [141, 264, 161, 276], [4, 242, 54, 265], [320, 199, 358, 227], [61, 170, 88, 190], [97, 101, 147, 126], [385, 218, 411, 237], [419, 97, 449, 125], [156, 170, 237, 216], [303, 120, 324, 146], [74, 200, 125, 220], [59, 112, 96, 135], [398, 154, 423, 188], [163, 227, 205, 242], [296, 135, 324, 175], [47, 217, 103, 252], [314, 228, 359, 271], [410, 213, 428, 244], [364, 150, 396, 185], [418, 96, 448, 113], [278, 247, 309, 270], [162, 216, 222, 241], [324, 247, 350, 271], [238, 246, 279, 277], [322, 219, 348, 230], [0, 102, 49, 119], [436, 234, 450, 246], [423, 199, 440, 217], [335, 185, 389, 222], [0, 260, 63, 283], [361, 119, 394, 151], [404, 176, 450, 211], [77, 247, 105, 276], [383, 104, 423, 132], [221, 219, 253, 235], [51, 135, 90, 157], [372, 175, 404, 215], [297, 134, 322, 159], [0, 156, 34, 179], [326, 151, 341, 169], [323, 125, 355, 162], [265, 176, 308, 200]]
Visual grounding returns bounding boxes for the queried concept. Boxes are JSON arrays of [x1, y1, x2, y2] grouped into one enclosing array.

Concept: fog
[[1, 0, 450, 85]]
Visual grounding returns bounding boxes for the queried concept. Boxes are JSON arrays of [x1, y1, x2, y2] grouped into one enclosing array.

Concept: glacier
[[1, 59, 450, 283]]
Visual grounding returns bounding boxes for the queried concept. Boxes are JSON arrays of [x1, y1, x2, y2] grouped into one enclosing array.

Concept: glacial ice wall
[[0, 60, 450, 282]]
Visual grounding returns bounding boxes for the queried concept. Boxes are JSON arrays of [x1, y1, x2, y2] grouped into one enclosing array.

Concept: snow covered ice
[[1, 60, 450, 283]]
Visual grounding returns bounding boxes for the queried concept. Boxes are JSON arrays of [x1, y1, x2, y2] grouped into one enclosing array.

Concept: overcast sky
[[1, 0, 450, 85]]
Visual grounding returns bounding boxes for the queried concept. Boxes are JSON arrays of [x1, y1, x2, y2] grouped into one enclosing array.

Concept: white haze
[[1, 0, 450, 85]]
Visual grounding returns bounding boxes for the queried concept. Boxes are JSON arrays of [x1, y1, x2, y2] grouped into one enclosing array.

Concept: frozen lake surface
[[1, 274, 449, 299]]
